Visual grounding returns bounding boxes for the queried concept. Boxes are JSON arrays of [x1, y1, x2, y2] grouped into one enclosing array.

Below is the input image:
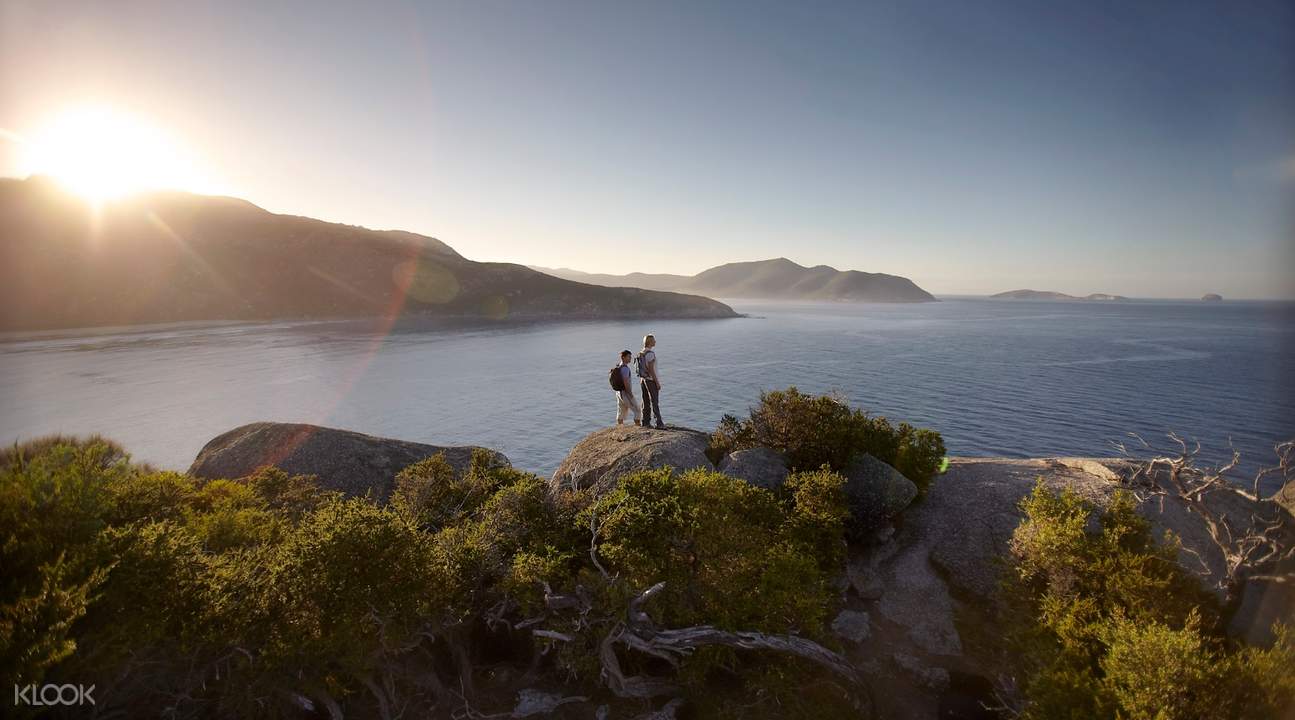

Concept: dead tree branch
[[533, 580, 860, 702], [1118, 434, 1295, 608]]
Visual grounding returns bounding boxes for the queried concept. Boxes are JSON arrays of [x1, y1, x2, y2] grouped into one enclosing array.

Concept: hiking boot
[[655, 422, 666, 430]]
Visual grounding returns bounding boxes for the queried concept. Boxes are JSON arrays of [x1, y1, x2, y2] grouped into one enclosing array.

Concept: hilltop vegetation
[[0, 177, 736, 332]]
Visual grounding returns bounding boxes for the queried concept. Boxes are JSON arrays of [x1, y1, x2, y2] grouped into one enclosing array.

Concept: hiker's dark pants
[[640, 379, 662, 426]]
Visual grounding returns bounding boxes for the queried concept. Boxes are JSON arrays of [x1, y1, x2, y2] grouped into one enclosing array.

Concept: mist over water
[[2, 299, 1292, 489]]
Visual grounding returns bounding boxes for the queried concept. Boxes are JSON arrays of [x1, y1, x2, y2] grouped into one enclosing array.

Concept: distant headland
[[991, 289, 1129, 301], [533, 258, 937, 303], [0, 177, 738, 332]]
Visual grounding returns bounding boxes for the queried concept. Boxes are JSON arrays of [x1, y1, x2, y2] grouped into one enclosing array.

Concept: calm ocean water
[[2, 299, 1293, 488]]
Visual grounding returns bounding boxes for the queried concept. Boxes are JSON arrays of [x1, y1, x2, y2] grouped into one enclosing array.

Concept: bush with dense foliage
[[0, 436, 856, 719], [709, 386, 946, 493], [586, 466, 845, 634], [1003, 481, 1295, 720]]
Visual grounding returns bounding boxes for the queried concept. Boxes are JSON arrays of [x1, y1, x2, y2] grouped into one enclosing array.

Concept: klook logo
[[13, 684, 96, 706]]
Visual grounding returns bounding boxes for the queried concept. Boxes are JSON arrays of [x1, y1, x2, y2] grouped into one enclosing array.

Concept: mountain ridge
[[533, 257, 936, 302], [0, 177, 737, 331]]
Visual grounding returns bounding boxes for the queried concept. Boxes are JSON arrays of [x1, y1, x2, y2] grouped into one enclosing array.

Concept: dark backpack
[[608, 366, 625, 391]]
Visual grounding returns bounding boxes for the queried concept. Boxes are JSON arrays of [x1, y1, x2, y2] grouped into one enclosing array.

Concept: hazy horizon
[[3, 0, 1293, 299], [5, 170, 1290, 301]]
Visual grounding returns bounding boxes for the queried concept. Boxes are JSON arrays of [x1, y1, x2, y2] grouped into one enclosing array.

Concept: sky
[[2, 0, 1292, 298]]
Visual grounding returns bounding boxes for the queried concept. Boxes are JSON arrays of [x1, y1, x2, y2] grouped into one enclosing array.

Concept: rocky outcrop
[[717, 447, 789, 490], [188, 422, 507, 500], [842, 454, 919, 529], [549, 425, 713, 495], [841, 456, 1292, 719]]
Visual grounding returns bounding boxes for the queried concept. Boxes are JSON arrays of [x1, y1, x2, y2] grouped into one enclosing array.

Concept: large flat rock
[[550, 425, 713, 495], [188, 422, 508, 500]]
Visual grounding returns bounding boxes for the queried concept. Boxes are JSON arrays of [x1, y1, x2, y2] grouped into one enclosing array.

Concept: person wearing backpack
[[610, 350, 641, 425], [636, 334, 664, 429]]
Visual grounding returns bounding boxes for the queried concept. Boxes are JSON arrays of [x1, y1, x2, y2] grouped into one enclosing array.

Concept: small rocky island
[[991, 289, 1129, 301], [1202, 293, 1223, 301]]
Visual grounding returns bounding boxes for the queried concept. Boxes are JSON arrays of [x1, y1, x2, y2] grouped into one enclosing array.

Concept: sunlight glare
[[20, 106, 215, 201]]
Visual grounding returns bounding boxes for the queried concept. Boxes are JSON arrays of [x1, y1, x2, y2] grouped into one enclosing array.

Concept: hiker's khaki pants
[[616, 390, 642, 424]]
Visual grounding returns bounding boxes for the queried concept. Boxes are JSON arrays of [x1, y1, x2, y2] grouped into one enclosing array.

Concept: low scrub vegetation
[[1001, 481, 1295, 720], [1, 437, 858, 719], [709, 386, 946, 493]]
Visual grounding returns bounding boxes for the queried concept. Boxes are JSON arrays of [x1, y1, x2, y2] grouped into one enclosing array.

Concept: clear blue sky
[[2, 0, 1292, 297]]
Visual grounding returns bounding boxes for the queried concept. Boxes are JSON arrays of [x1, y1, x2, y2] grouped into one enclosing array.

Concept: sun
[[19, 106, 215, 202]]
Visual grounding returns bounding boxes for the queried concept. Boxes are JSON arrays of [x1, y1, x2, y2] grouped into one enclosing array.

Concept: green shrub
[[1009, 483, 1214, 643], [1, 438, 119, 687], [782, 466, 850, 571], [710, 387, 946, 493], [76, 520, 215, 659], [244, 465, 331, 518], [501, 547, 576, 615], [1, 436, 857, 719], [1099, 611, 1226, 719], [1004, 481, 1294, 720], [254, 498, 445, 676], [746, 388, 862, 470], [588, 466, 844, 636], [181, 478, 281, 551], [893, 423, 946, 492], [707, 413, 754, 465], [391, 449, 512, 530], [580, 466, 851, 717], [0, 554, 104, 691], [103, 469, 196, 525]]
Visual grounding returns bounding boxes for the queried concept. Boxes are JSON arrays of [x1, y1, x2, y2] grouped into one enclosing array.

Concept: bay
[[2, 298, 1292, 489]]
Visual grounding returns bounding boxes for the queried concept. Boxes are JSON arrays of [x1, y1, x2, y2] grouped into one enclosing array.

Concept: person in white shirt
[[637, 334, 664, 429], [614, 350, 642, 425]]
